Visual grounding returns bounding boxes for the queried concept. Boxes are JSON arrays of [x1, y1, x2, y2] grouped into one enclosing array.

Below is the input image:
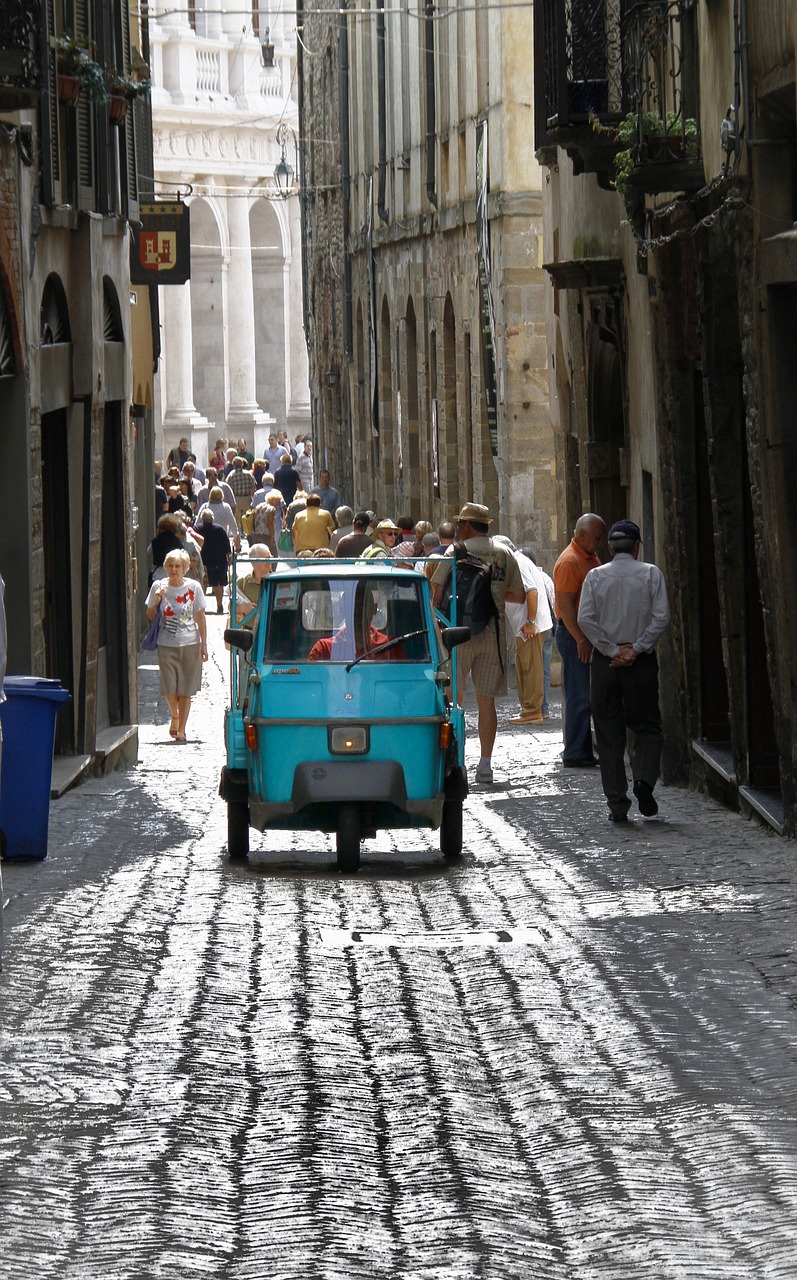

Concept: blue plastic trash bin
[[0, 677, 72, 860]]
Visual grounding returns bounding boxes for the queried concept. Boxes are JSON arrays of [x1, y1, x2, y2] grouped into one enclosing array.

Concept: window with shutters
[[40, 0, 145, 220], [73, 0, 96, 210], [101, 0, 138, 219], [40, 0, 97, 209], [40, 0, 63, 206]]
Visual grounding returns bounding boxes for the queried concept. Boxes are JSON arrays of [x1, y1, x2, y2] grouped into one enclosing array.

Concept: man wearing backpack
[[431, 502, 525, 784]]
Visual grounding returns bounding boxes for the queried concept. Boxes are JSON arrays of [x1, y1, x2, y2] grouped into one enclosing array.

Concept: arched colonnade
[[350, 284, 497, 526], [159, 191, 305, 464]]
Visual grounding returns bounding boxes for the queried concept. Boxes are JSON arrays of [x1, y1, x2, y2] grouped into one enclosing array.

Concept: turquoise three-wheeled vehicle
[[220, 557, 470, 871]]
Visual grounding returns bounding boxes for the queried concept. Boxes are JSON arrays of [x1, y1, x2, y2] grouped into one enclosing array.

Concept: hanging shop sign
[[130, 201, 191, 286]]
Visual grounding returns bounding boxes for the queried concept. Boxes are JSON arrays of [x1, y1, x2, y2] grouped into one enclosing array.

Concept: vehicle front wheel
[[440, 798, 463, 859], [336, 803, 361, 873], [227, 800, 250, 860]]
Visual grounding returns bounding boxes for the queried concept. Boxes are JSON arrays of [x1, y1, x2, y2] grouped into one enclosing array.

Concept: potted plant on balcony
[[105, 68, 151, 123], [612, 110, 698, 194], [55, 34, 106, 106]]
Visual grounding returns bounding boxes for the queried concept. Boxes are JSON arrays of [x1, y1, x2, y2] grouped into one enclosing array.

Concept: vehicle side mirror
[[440, 626, 471, 651], [225, 628, 254, 653]]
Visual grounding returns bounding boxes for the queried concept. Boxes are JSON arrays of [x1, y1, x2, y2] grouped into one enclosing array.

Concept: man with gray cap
[[431, 502, 525, 785], [577, 519, 670, 821]]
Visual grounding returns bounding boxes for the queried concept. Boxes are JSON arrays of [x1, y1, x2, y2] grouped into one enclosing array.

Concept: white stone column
[[224, 191, 270, 437], [198, 0, 222, 39], [154, 0, 190, 31], [159, 279, 211, 460], [286, 194, 311, 429]]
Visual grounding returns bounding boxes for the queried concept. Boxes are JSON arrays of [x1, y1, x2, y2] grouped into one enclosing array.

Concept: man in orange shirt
[[553, 513, 605, 766]]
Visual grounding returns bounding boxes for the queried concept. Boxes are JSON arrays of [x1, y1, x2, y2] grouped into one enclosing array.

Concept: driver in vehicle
[[308, 582, 404, 662]]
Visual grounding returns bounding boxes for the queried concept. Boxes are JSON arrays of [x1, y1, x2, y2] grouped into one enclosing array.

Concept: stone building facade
[[299, 1, 556, 554], [149, 0, 310, 471], [535, 0, 797, 833], [0, 0, 156, 778]]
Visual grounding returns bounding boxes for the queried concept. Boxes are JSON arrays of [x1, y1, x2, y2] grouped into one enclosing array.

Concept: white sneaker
[[474, 762, 494, 784]]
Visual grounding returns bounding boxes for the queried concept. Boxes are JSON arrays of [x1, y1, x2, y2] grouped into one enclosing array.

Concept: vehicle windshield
[[264, 576, 431, 664]]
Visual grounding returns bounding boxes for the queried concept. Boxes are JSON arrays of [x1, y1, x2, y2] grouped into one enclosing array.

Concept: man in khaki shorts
[[431, 502, 525, 784]]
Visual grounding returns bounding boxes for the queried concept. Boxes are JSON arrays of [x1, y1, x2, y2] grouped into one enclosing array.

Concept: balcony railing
[[534, 0, 703, 192], [151, 27, 294, 109], [0, 0, 40, 109], [621, 0, 703, 192], [535, 0, 627, 141]]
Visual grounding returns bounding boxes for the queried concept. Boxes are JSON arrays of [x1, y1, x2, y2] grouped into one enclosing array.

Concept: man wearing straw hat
[[431, 502, 525, 785]]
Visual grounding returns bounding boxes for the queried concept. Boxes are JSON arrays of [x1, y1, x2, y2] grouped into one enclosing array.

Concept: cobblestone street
[[1, 614, 796, 1279]]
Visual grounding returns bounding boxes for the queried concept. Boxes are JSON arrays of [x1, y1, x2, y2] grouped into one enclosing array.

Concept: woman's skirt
[[157, 643, 203, 697], [205, 560, 229, 588]]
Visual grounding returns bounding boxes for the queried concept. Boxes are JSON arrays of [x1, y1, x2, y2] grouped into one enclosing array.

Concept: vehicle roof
[[244, 560, 427, 581]]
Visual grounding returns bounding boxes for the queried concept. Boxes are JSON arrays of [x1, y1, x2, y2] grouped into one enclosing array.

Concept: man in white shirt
[[296, 439, 314, 491], [504, 544, 552, 725], [264, 434, 283, 474], [578, 520, 670, 822]]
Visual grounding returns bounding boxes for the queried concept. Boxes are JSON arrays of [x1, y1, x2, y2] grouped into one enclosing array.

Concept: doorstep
[[49, 726, 139, 798], [93, 725, 138, 776], [50, 753, 92, 798], [739, 786, 785, 836], [691, 739, 736, 785]]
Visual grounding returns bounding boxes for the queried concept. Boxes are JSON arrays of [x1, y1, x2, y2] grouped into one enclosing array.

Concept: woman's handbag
[[277, 528, 293, 555], [141, 606, 162, 652]]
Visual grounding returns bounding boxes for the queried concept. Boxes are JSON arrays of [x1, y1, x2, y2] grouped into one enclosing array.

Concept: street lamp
[[274, 122, 296, 199], [260, 28, 275, 68]]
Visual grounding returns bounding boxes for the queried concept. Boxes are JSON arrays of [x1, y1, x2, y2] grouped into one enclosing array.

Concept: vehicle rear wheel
[[440, 798, 463, 859], [336, 803, 361, 873], [227, 800, 250, 860]]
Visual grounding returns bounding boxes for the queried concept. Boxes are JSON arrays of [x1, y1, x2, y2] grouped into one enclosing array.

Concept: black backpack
[[439, 542, 499, 639]]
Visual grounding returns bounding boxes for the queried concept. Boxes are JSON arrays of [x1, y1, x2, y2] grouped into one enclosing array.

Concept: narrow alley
[[1, 615, 795, 1279]]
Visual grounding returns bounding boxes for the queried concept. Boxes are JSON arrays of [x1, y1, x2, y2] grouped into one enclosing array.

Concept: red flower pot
[[57, 74, 82, 107], [108, 94, 129, 123]]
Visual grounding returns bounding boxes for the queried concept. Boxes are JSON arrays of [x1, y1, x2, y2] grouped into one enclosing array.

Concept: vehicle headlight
[[328, 725, 369, 755]]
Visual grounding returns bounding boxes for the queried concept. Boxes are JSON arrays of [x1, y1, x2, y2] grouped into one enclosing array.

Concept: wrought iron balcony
[[534, 0, 628, 178], [0, 0, 40, 109], [534, 0, 704, 193], [621, 0, 704, 193]]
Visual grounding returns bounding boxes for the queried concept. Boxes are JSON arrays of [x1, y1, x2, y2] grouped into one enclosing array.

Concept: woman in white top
[[145, 549, 208, 743]]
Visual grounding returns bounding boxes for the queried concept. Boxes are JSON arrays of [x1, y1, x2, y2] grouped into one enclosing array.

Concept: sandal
[[168, 717, 179, 738], [174, 732, 188, 744]]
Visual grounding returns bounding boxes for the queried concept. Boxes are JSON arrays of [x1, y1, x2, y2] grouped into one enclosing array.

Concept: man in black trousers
[[577, 520, 670, 822]]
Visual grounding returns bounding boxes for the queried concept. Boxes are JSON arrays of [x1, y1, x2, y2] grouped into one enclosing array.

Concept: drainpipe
[[296, 0, 310, 359], [376, 2, 389, 224], [424, 0, 438, 207], [339, 5, 352, 360], [339, 0, 354, 498], [739, 0, 750, 155]]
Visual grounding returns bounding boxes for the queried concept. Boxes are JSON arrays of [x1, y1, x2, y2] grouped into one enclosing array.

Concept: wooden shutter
[[40, 0, 62, 206], [73, 0, 96, 209], [120, 0, 138, 220]]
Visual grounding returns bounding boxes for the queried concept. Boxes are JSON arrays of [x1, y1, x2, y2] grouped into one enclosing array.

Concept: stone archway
[[442, 292, 459, 511], [379, 295, 395, 513], [404, 296, 421, 518]]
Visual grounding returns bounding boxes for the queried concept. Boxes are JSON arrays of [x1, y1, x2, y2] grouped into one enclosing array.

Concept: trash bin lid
[[2, 676, 72, 702]]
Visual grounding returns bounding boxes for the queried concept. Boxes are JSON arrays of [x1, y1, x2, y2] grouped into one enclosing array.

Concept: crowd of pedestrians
[[148, 438, 670, 815]]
